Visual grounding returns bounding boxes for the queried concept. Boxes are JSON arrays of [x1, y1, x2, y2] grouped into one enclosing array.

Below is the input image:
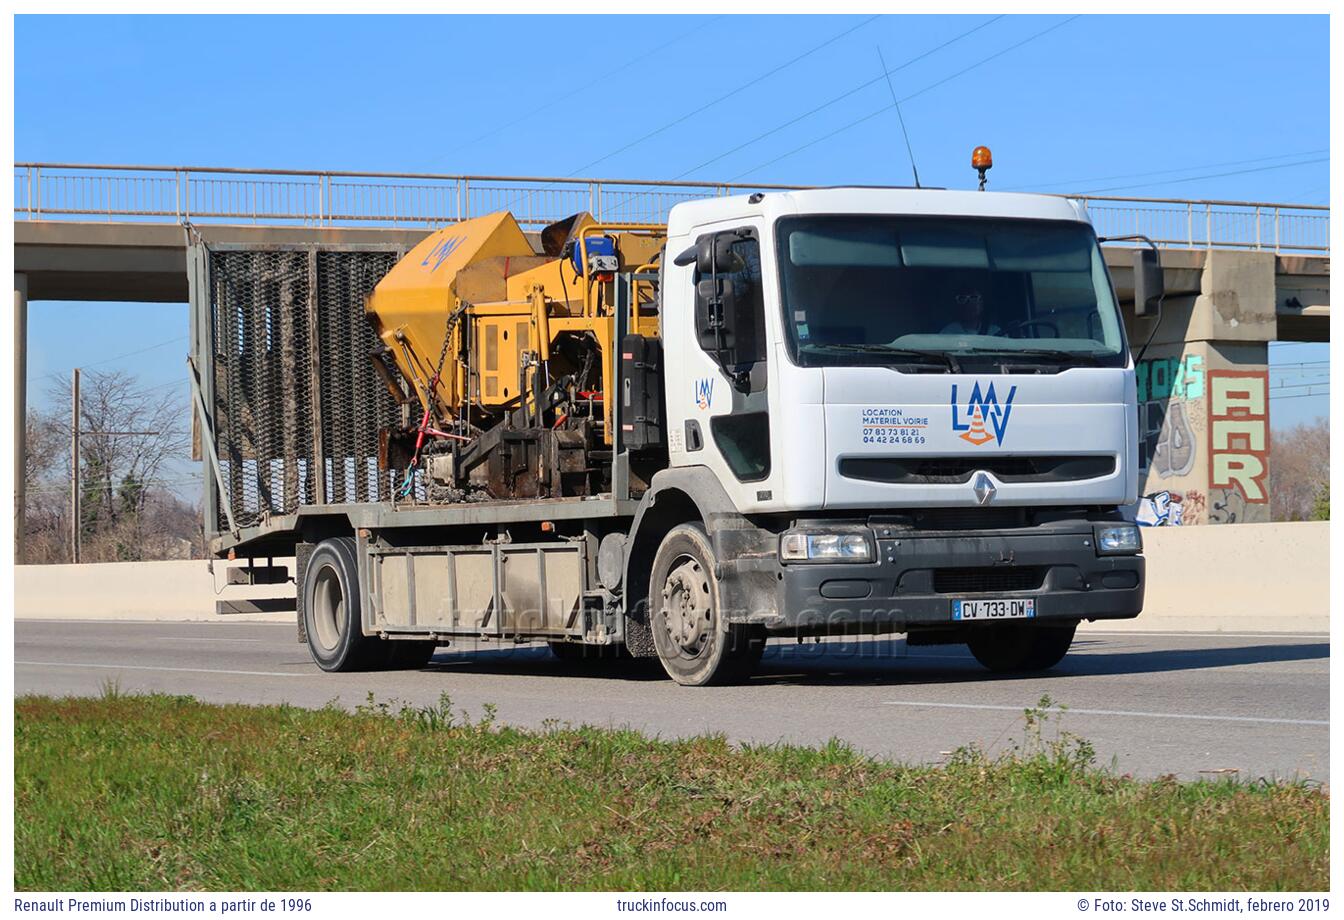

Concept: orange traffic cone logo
[[952, 382, 1017, 446], [958, 406, 995, 446]]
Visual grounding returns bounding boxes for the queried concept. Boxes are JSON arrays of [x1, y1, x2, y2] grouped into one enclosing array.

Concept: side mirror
[[1133, 248, 1164, 318], [696, 276, 739, 358], [696, 235, 736, 275]]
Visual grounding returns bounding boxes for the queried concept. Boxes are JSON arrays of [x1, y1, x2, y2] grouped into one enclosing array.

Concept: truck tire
[[966, 622, 1077, 673], [302, 537, 385, 672], [649, 523, 759, 686]]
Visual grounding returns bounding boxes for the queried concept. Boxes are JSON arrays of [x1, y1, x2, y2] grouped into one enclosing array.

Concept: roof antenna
[[877, 46, 921, 189]]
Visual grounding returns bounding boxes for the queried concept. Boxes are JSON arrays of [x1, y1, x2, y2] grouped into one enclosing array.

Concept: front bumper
[[722, 525, 1143, 635]]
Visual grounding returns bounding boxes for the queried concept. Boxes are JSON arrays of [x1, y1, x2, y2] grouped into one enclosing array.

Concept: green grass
[[14, 690, 1327, 891]]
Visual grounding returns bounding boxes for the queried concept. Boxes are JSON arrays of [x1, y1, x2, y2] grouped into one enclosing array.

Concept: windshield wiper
[[802, 343, 961, 372], [988, 348, 1108, 366]]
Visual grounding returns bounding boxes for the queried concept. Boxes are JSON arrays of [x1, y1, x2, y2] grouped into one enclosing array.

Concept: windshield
[[775, 215, 1128, 369]]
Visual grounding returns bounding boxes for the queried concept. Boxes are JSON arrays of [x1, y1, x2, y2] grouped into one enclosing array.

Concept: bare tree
[[24, 371, 202, 563], [24, 407, 64, 492], [1271, 418, 1330, 522]]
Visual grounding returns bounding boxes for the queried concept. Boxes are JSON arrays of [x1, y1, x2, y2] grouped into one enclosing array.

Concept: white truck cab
[[624, 187, 1145, 684], [660, 187, 1136, 515]]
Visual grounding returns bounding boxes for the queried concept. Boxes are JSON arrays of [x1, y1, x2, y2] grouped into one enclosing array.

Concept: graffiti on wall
[[1133, 488, 1207, 527], [1208, 488, 1250, 524], [1137, 355, 1203, 478], [1144, 402, 1198, 479], [1208, 370, 1270, 506], [1135, 490, 1184, 526], [1138, 354, 1205, 403]]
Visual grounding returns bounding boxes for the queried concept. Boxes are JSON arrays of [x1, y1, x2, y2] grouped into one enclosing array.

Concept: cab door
[[665, 224, 779, 512]]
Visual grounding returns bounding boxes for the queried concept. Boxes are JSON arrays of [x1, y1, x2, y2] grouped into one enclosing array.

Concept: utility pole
[[71, 368, 81, 564], [68, 364, 159, 565]]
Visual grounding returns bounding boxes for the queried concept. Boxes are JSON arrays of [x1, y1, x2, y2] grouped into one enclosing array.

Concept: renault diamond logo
[[973, 472, 997, 505]]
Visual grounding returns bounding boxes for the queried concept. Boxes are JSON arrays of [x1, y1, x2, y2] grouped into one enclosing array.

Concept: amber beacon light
[[972, 145, 993, 190]]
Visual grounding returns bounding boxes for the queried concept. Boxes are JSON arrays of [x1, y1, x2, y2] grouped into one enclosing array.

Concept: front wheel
[[966, 621, 1077, 673], [649, 523, 760, 686]]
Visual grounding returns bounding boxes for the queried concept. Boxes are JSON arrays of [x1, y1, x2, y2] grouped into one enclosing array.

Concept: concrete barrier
[[1083, 521, 1329, 634], [15, 558, 296, 622], [14, 523, 1329, 633]]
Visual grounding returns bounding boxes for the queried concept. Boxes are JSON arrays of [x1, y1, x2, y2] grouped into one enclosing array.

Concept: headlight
[[1094, 524, 1142, 556], [780, 531, 875, 563]]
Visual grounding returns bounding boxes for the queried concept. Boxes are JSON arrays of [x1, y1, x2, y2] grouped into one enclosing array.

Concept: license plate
[[953, 598, 1036, 621]]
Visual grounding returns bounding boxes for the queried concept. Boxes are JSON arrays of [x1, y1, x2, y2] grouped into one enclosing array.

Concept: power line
[[38, 370, 189, 396], [566, 15, 881, 177], [734, 15, 1081, 180], [433, 16, 725, 165], [1004, 148, 1330, 192], [1269, 381, 1330, 390], [674, 16, 1003, 180], [1077, 158, 1328, 195], [75, 334, 188, 370], [36, 335, 190, 391]]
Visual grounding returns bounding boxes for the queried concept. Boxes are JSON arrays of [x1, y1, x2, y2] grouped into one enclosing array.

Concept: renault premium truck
[[189, 165, 1155, 685]]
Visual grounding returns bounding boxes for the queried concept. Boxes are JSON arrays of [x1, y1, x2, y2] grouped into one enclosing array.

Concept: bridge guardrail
[[13, 162, 1330, 253]]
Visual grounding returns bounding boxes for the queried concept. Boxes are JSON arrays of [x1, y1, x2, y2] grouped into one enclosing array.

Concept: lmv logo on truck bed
[[421, 235, 466, 272], [951, 381, 1017, 447]]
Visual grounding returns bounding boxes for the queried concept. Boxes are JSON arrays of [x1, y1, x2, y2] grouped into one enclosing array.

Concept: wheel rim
[[660, 554, 713, 658], [311, 563, 345, 653]]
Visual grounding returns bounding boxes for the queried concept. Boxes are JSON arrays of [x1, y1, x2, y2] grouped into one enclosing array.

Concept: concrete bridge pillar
[[1128, 250, 1276, 526], [14, 271, 27, 561]]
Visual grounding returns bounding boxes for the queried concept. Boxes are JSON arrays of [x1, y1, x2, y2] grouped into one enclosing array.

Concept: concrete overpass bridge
[[11, 163, 1331, 546]]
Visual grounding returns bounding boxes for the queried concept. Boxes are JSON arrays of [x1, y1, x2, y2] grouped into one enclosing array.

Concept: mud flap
[[295, 542, 314, 644]]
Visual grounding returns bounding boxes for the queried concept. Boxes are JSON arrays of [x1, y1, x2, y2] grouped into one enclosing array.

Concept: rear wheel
[[302, 537, 437, 671], [303, 537, 382, 672], [649, 524, 760, 686], [966, 621, 1077, 673]]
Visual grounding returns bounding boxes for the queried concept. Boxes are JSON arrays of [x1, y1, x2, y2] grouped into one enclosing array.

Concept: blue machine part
[[571, 235, 616, 275]]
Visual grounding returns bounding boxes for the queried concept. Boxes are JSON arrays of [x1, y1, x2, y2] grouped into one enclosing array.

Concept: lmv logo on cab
[[951, 381, 1017, 447], [694, 378, 714, 410]]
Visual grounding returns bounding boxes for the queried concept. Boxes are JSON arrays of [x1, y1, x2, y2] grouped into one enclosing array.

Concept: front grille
[[933, 566, 1046, 594], [839, 455, 1115, 485], [909, 507, 1028, 530]]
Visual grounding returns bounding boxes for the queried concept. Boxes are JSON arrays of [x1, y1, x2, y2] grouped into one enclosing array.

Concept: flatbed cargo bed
[[209, 494, 640, 556]]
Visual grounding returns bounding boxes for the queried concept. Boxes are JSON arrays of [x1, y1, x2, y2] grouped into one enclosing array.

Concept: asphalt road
[[14, 620, 1329, 781]]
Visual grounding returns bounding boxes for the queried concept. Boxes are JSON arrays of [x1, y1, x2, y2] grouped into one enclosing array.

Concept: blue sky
[[15, 13, 1331, 494]]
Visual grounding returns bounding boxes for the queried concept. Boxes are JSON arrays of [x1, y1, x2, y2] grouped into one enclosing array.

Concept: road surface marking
[[159, 637, 269, 642], [880, 700, 1327, 726], [15, 660, 313, 678]]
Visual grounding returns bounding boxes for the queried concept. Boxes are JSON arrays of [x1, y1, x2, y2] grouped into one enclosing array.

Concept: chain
[[431, 300, 470, 390], [399, 300, 471, 501]]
